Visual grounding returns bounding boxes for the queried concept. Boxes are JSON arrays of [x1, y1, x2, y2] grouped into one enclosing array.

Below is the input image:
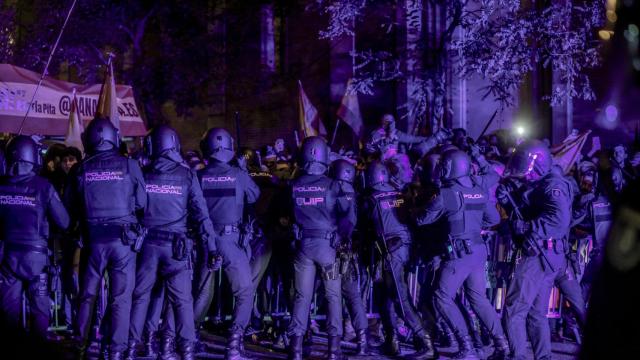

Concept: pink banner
[[0, 64, 146, 136]]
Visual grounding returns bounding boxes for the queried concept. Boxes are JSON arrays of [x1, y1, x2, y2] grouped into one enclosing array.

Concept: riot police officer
[[364, 161, 435, 360], [496, 140, 572, 360], [413, 150, 509, 360], [243, 148, 278, 333], [0, 135, 70, 337], [287, 136, 356, 360], [547, 165, 587, 339], [573, 161, 612, 299], [193, 127, 260, 360], [414, 153, 458, 348], [125, 125, 214, 360], [65, 117, 147, 360], [329, 159, 369, 356]]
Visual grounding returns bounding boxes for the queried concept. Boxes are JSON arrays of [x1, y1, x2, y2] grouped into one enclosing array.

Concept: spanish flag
[[298, 80, 327, 137], [336, 78, 363, 139], [64, 89, 84, 152], [95, 55, 120, 129], [551, 130, 591, 174]]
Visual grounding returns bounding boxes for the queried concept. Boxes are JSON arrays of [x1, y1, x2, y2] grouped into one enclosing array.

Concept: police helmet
[[299, 136, 329, 173], [82, 117, 120, 153], [5, 135, 42, 168], [144, 125, 181, 159], [330, 159, 356, 183], [439, 150, 471, 182], [418, 153, 441, 186], [506, 139, 552, 179], [200, 127, 235, 163], [366, 161, 389, 188]]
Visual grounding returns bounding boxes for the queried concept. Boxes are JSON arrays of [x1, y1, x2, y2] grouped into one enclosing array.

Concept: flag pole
[[18, 0, 78, 134], [298, 80, 308, 138], [331, 118, 340, 146], [350, 17, 357, 149], [294, 130, 301, 148], [97, 53, 115, 113]]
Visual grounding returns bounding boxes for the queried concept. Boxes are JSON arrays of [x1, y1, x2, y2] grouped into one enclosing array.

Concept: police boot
[[471, 330, 485, 359], [157, 336, 179, 360], [327, 335, 344, 360], [438, 325, 457, 348], [75, 344, 88, 360], [407, 330, 437, 360], [383, 330, 401, 356], [109, 350, 124, 360], [143, 333, 157, 358], [100, 343, 110, 360], [194, 331, 207, 353], [288, 335, 303, 360], [124, 341, 138, 360], [487, 335, 510, 360], [453, 335, 479, 360], [179, 343, 195, 360], [355, 329, 369, 355], [226, 333, 254, 360]]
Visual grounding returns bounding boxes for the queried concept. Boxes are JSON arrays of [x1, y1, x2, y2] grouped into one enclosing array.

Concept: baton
[[373, 200, 407, 320], [476, 109, 499, 142], [504, 191, 555, 272]]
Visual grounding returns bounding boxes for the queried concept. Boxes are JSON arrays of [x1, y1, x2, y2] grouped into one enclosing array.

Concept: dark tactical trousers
[[580, 249, 603, 299], [341, 261, 368, 332], [250, 235, 272, 289], [555, 263, 586, 328], [288, 237, 343, 337], [435, 243, 504, 338], [77, 240, 136, 352], [417, 256, 448, 333], [143, 280, 165, 338], [194, 229, 254, 335], [503, 249, 566, 360], [129, 239, 194, 347], [250, 234, 273, 323], [0, 251, 49, 337], [380, 245, 426, 334]]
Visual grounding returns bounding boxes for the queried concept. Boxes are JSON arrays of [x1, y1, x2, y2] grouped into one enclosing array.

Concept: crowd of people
[[0, 113, 631, 360]]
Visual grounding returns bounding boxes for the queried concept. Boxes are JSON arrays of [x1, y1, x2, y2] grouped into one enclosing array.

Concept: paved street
[[180, 331, 579, 360]]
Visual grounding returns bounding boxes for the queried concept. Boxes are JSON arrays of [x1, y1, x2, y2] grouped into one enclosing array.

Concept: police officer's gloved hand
[[427, 256, 442, 272], [578, 192, 596, 208], [512, 219, 530, 236], [495, 183, 514, 206], [208, 251, 222, 271], [236, 156, 248, 171], [469, 144, 490, 168]]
